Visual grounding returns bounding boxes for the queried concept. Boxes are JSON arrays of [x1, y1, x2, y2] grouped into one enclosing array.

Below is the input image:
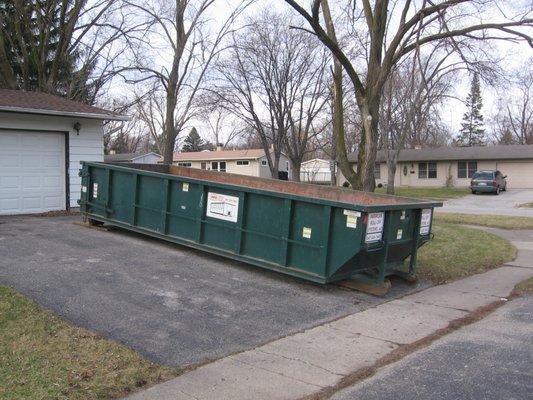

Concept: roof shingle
[[347, 145, 533, 163], [173, 149, 267, 161], [0, 89, 128, 120]]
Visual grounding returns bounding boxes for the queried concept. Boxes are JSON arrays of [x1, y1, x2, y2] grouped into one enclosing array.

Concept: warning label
[[206, 192, 239, 223]]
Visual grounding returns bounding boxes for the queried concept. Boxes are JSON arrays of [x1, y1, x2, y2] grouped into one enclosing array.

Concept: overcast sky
[[107, 0, 533, 145]]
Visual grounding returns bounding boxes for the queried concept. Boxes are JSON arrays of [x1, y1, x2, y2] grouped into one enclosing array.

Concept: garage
[[0, 131, 65, 214], [0, 89, 128, 215], [496, 161, 533, 189]]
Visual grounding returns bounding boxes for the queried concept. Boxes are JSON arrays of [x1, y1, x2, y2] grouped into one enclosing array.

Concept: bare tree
[[493, 59, 533, 145], [380, 46, 459, 193], [120, 0, 250, 164], [284, 0, 532, 191], [213, 10, 330, 180], [202, 107, 243, 149]]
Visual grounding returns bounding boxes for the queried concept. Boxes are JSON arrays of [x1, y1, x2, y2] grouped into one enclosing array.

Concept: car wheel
[[471, 189, 476, 194], [503, 184, 507, 191], [495, 186, 500, 195]]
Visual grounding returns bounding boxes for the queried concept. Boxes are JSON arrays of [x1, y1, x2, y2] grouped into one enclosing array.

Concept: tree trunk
[[386, 157, 396, 195], [291, 161, 301, 182], [321, 0, 356, 189], [355, 99, 379, 192]]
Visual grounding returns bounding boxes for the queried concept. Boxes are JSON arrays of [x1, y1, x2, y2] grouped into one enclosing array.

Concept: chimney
[[216, 143, 223, 151]]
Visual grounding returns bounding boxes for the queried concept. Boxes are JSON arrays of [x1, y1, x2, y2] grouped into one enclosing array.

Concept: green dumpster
[[78, 162, 441, 290]]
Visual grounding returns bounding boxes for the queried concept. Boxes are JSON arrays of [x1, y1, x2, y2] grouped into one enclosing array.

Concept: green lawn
[[416, 221, 516, 284], [375, 186, 470, 200], [435, 213, 533, 230], [0, 286, 179, 400], [514, 277, 533, 295]]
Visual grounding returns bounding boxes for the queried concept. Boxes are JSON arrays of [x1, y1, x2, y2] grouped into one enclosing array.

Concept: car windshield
[[472, 171, 494, 180]]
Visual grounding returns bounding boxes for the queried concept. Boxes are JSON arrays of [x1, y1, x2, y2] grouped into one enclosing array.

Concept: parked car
[[470, 170, 507, 195]]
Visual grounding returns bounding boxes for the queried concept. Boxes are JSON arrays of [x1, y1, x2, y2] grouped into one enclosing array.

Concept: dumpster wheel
[[337, 278, 391, 296]]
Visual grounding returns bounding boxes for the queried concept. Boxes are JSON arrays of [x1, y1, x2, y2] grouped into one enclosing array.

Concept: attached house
[[0, 89, 128, 215], [172, 148, 291, 179], [104, 151, 161, 164], [339, 145, 533, 189]]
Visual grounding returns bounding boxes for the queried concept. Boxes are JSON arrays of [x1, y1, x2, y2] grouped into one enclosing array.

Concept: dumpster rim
[[81, 161, 443, 211]]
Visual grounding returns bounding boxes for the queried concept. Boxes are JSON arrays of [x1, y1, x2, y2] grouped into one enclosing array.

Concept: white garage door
[[496, 161, 533, 189], [0, 131, 66, 215]]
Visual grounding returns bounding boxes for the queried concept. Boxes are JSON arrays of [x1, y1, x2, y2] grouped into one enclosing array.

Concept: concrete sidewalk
[[127, 226, 533, 400]]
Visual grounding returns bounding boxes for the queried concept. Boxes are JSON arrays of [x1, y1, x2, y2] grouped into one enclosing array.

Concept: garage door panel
[[0, 176, 19, 189], [0, 154, 20, 167], [0, 134, 18, 147], [0, 131, 65, 215]]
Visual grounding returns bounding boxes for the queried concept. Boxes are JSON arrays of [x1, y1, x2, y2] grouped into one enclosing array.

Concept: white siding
[[0, 112, 104, 209]]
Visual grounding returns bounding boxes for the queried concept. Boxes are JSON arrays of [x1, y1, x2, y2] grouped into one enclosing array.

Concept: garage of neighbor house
[[0, 89, 128, 215]]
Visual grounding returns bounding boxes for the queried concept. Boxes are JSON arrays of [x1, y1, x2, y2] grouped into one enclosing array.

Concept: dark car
[[470, 170, 507, 195]]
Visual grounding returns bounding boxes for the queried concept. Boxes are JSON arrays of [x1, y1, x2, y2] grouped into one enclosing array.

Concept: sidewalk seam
[[227, 354, 328, 388]]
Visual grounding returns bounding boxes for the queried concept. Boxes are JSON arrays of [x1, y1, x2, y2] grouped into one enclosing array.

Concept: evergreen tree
[[182, 128, 205, 152], [457, 72, 486, 146], [0, 0, 94, 102]]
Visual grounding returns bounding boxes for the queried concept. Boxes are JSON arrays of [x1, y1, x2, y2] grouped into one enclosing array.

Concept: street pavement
[[331, 296, 533, 400]]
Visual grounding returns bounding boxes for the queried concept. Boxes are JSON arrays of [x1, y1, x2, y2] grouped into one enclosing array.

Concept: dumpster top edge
[[86, 162, 442, 208]]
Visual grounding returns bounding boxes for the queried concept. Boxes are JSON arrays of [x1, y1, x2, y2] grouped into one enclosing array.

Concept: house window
[[177, 162, 192, 167], [458, 161, 477, 178], [419, 162, 437, 179], [211, 161, 226, 172], [261, 160, 267, 166], [201, 162, 206, 169], [374, 164, 381, 179], [286, 161, 289, 171], [236, 160, 249, 166]]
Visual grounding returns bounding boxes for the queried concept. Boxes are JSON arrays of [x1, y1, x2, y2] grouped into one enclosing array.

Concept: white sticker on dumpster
[[344, 210, 360, 228], [182, 182, 189, 192], [420, 209, 432, 235], [92, 183, 98, 199], [397, 229, 403, 240], [365, 212, 384, 243], [206, 192, 239, 223], [302, 227, 312, 239]]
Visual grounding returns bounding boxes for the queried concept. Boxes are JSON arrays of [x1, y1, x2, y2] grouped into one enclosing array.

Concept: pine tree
[[182, 128, 205, 152], [0, 0, 93, 102], [457, 72, 486, 146]]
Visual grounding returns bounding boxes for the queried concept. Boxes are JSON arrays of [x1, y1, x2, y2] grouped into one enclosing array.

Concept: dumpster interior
[[113, 163, 428, 207]]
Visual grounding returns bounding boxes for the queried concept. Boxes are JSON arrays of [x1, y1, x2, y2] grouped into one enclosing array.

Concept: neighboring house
[[104, 151, 161, 164], [172, 147, 291, 179], [338, 145, 533, 189], [300, 158, 332, 183], [0, 89, 128, 215]]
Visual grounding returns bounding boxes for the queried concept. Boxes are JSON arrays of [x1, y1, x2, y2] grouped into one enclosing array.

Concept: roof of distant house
[[104, 152, 161, 162], [174, 148, 270, 161], [347, 145, 533, 163], [0, 89, 129, 121]]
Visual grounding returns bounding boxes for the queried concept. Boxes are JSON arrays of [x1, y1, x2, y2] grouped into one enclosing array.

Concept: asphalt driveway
[[0, 215, 422, 367], [439, 188, 533, 217]]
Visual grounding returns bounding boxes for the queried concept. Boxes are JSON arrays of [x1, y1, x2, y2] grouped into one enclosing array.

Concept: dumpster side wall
[[80, 163, 437, 284]]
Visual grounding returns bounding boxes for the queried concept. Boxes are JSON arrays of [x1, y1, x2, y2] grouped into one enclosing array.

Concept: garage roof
[[174, 149, 268, 161], [104, 152, 162, 162], [0, 89, 129, 121], [348, 145, 533, 162]]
